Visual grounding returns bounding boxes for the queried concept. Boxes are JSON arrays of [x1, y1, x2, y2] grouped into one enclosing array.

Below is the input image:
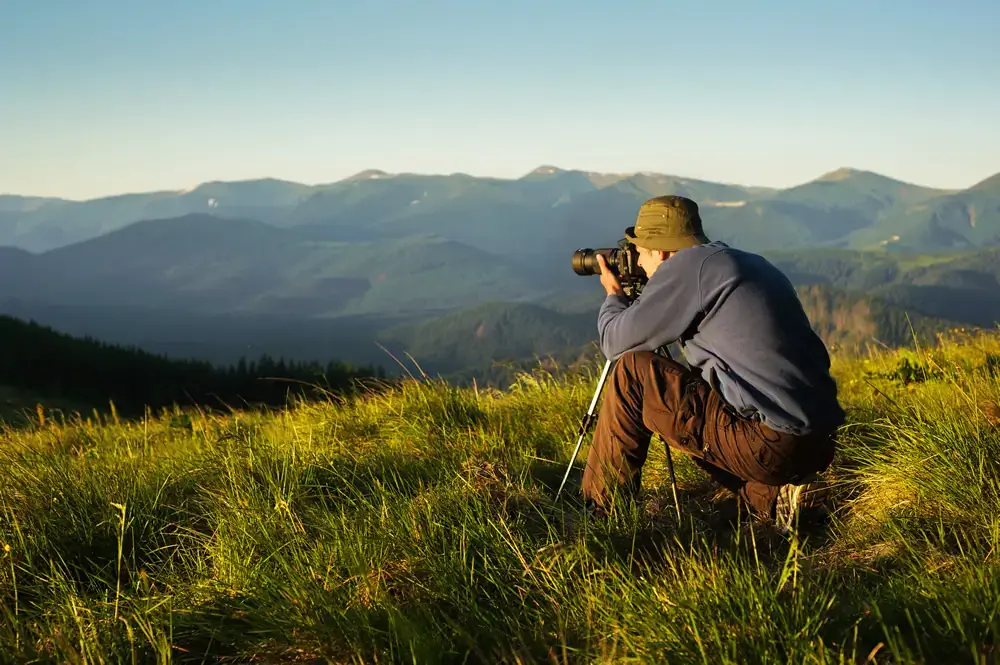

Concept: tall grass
[[2, 331, 1000, 663]]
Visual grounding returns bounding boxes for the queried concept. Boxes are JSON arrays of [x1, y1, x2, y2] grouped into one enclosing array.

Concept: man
[[582, 194, 845, 532]]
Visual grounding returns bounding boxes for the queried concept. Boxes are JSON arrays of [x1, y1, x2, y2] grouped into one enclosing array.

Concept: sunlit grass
[[2, 330, 1000, 662]]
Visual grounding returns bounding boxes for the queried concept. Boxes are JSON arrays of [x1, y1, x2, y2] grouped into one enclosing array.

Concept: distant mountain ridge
[[4, 165, 997, 254]]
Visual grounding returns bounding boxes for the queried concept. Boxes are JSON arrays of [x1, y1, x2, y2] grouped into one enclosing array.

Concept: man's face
[[635, 245, 668, 278]]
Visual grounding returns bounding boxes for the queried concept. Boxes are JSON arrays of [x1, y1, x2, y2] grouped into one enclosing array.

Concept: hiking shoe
[[774, 474, 829, 534]]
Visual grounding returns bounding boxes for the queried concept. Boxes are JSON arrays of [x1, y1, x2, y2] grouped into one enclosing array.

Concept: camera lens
[[572, 249, 600, 276]]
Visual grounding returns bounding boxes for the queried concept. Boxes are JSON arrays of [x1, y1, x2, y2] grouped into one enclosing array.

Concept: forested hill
[[370, 282, 968, 388], [794, 283, 960, 352], [0, 315, 384, 421]]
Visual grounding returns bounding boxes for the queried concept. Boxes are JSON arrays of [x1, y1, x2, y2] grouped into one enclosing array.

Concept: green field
[[2, 332, 1000, 663]]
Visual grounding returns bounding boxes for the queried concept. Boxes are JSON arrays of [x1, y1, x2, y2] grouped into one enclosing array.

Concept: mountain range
[[3, 166, 999, 255], [2, 165, 999, 387]]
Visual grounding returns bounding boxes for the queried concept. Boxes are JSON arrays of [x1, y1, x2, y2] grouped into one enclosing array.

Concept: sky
[[1, 0, 998, 200]]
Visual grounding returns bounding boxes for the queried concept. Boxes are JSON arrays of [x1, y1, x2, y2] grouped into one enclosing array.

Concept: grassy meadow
[[2, 331, 1000, 663]]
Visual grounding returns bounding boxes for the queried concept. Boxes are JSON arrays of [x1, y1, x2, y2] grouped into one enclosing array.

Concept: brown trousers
[[581, 350, 837, 517]]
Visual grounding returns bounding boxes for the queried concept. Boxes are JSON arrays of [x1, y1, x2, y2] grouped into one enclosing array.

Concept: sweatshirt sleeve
[[597, 252, 706, 360]]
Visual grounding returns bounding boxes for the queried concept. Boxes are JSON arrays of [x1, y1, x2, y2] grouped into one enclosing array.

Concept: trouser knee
[[612, 350, 656, 383]]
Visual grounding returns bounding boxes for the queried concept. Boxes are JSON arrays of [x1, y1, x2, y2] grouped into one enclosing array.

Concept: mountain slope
[[376, 301, 598, 378], [1, 214, 547, 317], [1, 179, 314, 251], [0, 246, 34, 274], [0, 299, 407, 370], [795, 283, 959, 351], [970, 172, 1000, 194], [375, 281, 968, 387], [869, 248, 1000, 327], [0, 314, 376, 422], [0, 195, 64, 212], [776, 168, 947, 213], [844, 171, 1000, 251]]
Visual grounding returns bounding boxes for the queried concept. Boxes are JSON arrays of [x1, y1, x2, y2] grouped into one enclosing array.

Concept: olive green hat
[[625, 195, 710, 251]]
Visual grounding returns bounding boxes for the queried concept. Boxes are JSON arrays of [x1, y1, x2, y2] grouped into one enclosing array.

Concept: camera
[[572, 237, 647, 298]]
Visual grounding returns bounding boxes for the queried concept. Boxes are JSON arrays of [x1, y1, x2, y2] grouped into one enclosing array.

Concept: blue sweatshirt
[[598, 241, 845, 436]]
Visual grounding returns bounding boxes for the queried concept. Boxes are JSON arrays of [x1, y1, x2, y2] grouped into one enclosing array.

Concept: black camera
[[572, 237, 647, 298]]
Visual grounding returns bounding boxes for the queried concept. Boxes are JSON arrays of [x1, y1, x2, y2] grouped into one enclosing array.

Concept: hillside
[[376, 301, 602, 385], [760, 247, 958, 290], [0, 384, 86, 426], [763, 247, 1000, 330], [794, 283, 960, 351], [2, 331, 999, 661], [971, 172, 1000, 194], [845, 172, 1000, 251], [4, 244, 994, 390], [0, 315, 381, 423], [762, 246, 1000, 326], [870, 248, 1000, 328], [0, 214, 552, 317], [371, 282, 966, 388]]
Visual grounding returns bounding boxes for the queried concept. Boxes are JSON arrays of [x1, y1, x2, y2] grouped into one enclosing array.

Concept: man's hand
[[596, 254, 623, 297]]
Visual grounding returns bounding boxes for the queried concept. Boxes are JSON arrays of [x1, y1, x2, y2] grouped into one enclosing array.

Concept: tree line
[[0, 315, 386, 416]]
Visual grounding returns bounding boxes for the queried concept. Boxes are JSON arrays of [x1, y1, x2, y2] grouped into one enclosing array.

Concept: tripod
[[554, 344, 683, 522]]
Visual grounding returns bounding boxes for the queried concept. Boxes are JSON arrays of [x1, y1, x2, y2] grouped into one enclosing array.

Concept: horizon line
[[2, 163, 991, 202]]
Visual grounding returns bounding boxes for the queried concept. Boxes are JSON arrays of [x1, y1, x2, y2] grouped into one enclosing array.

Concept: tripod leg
[[555, 358, 613, 502], [664, 443, 682, 521], [554, 348, 684, 523]]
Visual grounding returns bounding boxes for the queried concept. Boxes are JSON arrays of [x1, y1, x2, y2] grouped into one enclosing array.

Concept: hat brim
[[625, 226, 710, 252]]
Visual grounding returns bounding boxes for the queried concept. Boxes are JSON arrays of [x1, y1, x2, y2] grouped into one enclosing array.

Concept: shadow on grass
[[300, 451, 459, 513], [164, 588, 547, 665], [523, 456, 844, 577], [2, 464, 218, 600]]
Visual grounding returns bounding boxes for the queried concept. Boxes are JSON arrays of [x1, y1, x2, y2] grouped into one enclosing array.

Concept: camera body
[[572, 237, 647, 299]]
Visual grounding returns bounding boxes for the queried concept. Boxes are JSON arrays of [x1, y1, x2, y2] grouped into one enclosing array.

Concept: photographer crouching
[[579, 195, 845, 532]]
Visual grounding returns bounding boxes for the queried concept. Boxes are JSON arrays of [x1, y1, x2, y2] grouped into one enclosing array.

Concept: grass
[[2, 331, 1000, 663]]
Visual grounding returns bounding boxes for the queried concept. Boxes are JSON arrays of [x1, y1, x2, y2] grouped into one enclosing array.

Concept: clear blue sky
[[2, 0, 997, 199]]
